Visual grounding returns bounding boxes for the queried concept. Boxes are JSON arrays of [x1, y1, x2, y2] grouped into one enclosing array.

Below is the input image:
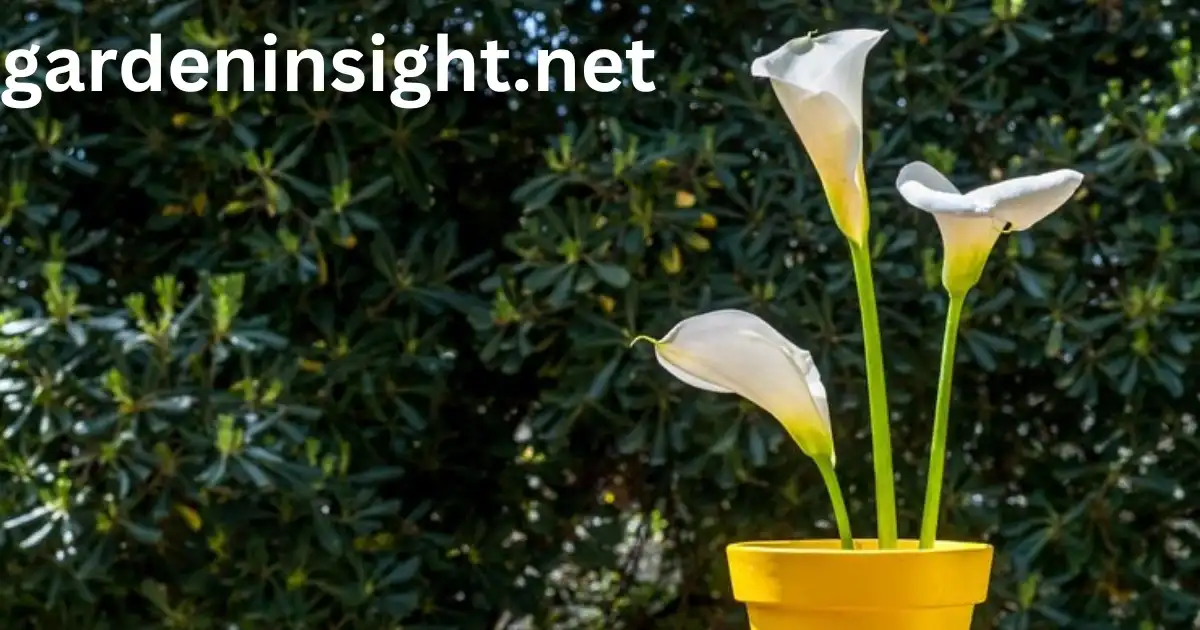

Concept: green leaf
[[511, 173, 567, 210], [148, 0, 196, 27], [616, 423, 647, 455], [122, 521, 163, 544], [0, 319, 49, 335], [379, 556, 421, 587], [312, 514, 344, 556], [1013, 265, 1047, 300], [586, 260, 631, 288], [350, 176, 394, 204]]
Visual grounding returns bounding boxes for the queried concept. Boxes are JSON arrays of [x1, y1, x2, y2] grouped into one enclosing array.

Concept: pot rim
[[728, 538, 992, 555]]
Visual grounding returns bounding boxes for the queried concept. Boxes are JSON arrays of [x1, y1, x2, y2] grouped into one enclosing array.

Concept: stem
[[847, 241, 897, 549], [815, 456, 854, 550], [919, 291, 966, 549]]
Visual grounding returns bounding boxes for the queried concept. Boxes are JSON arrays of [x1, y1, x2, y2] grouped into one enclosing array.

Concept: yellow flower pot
[[727, 539, 994, 630]]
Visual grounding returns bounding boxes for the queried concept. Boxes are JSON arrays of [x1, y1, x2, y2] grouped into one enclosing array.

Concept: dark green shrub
[[1, 1, 1197, 629]]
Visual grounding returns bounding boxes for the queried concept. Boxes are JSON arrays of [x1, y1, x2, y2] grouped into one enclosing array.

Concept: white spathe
[[895, 161, 1085, 294], [751, 29, 886, 245], [643, 309, 834, 461]]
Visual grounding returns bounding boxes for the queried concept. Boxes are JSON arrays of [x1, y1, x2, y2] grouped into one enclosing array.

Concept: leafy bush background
[[2, 0, 1198, 628]]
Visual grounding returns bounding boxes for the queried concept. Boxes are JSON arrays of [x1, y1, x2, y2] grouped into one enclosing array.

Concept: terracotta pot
[[726, 539, 993, 630]]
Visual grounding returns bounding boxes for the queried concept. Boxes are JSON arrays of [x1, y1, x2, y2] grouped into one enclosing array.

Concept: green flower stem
[[919, 291, 966, 549], [815, 456, 854, 551], [848, 241, 898, 549]]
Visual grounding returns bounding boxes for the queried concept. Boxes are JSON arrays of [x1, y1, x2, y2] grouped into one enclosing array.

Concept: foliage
[[1, 0, 1198, 629]]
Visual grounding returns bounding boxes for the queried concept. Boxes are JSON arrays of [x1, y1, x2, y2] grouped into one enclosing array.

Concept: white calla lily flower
[[751, 29, 886, 245], [634, 309, 834, 462], [896, 161, 1084, 295]]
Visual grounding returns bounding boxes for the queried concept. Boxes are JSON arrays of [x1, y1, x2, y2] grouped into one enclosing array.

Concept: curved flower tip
[[644, 309, 834, 461], [751, 29, 887, 245], [628, 334, 659, 349], [895, 161, 1085, 294]]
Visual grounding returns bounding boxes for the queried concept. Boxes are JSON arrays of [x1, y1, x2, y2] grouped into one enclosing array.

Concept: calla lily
[[896, 161, 1085, 295], [751, 29, 886, 246], [633, 309, 834, 462]]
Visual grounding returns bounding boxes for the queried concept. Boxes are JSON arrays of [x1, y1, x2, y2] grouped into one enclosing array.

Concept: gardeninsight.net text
[[1, 33, 657, 110]]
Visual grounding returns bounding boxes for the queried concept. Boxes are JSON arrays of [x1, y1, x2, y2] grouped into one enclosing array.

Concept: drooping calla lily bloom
[[751, 29, 887, 246], [895, 161, 1085, 295], [633, 309, 834, 462]]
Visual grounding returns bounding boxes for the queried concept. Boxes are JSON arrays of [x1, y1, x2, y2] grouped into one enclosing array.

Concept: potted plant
[[631, 29, 1083, 629]]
